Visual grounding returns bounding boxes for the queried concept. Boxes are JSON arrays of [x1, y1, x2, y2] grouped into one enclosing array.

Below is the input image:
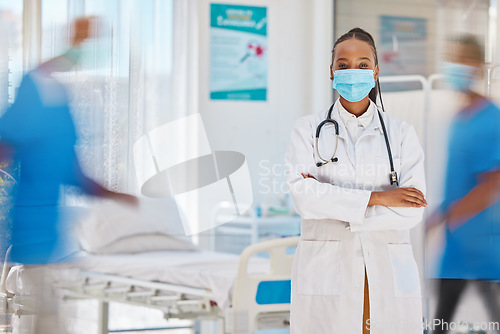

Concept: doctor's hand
[[368, 188, 427, 208]]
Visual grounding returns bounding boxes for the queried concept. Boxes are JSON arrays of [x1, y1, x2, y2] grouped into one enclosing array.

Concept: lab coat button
[[356, 249, 363, 256]]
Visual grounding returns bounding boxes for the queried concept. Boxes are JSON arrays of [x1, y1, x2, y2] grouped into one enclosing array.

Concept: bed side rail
[[0, 246, 12, 316], [229, 236, 299, 333], [0, 246, 11, 295]]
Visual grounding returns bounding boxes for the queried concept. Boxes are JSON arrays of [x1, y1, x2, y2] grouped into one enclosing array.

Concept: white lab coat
[[285, 99, 425, 334]]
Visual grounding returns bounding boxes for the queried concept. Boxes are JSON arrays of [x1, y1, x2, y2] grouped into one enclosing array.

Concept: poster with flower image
[[210, 3, 268, 101]]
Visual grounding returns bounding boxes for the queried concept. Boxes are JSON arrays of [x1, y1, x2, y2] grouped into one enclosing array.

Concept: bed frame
[[2, 236, 299, 334]]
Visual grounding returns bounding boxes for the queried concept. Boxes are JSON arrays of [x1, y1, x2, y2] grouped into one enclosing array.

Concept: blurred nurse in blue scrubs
[[0, 17, 137, 334], [427, 35, 500, 334], [0, 17, 136, 266]]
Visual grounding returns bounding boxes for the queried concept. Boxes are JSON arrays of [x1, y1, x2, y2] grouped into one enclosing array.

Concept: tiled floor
[[7, 286, 497, 334], [7, 297, 293, 334], [426, 279, 499, 334], [10, 300, 194, 334]]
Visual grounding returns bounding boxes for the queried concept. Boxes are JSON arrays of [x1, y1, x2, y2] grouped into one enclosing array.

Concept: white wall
[[196, 0, 333, 207]]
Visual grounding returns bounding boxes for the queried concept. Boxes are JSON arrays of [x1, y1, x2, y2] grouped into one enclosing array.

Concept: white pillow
[[75, 197, 189, 252], [89, 233, 199, 254]]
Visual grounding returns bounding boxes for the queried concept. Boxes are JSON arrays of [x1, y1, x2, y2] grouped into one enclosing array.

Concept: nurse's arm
[[349, 124, 426, 232], [38, 17, 97, 74], [0, 143, 14, 161], [70, 150, 138, 206], [445, 170, 500, 230], [286, 117, 372, 225], [79, 174, 138, 206]]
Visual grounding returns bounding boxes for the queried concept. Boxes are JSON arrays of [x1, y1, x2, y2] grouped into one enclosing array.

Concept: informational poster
[[210, 4, 268, 101], [379, 15, 427, 76]]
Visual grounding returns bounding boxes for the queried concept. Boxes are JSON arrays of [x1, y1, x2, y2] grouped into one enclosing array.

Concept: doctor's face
[[330, 38, 379, 81]]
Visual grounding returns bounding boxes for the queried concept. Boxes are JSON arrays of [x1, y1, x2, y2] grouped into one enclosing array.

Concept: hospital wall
[[196, 0, 333, 209], [336, 0, 499, 77], [336, 0, 438, 75], [197, 0, 496, 208]]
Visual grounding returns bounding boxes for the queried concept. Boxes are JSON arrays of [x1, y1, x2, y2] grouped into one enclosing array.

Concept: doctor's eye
[[359, 63, 369, 69], [337, 63, 348, 69]]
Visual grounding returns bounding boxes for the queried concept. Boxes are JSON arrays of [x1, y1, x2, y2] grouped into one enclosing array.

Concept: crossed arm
[[286, 117, 427, 231]]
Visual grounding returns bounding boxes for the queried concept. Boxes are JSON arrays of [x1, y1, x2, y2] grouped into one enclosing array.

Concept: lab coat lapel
[[332, 105, 356, 168], [358, 107, 384, 139]]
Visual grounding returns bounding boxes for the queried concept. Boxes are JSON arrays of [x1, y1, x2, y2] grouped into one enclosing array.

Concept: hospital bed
[[1, 235, 298, 334]]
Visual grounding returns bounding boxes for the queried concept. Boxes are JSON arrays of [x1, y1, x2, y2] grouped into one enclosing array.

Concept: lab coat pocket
[[387, 243, 421, 298], [296, 240, 341, 296]]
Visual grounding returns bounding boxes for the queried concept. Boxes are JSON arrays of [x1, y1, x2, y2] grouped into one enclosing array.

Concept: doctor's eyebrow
[[335, 57, 372, 62]]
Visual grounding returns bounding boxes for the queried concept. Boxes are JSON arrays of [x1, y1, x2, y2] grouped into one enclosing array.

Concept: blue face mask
[[332, 69, 375, 102], [442, 62, 476, 92]]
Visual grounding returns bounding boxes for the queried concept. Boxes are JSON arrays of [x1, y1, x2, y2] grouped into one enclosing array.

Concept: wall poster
[[210, 3, 268, 101], [379, 15, 428, 76]]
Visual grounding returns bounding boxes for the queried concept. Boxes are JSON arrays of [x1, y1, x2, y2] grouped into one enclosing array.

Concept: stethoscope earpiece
[[316, 156, 338, 167]]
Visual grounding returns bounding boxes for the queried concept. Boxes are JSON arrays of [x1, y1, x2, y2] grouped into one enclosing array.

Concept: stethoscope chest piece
[[390, 171, 398, 186]]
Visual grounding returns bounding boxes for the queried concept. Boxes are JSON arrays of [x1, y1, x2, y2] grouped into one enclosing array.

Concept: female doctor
[[285, 28, 427, 334]]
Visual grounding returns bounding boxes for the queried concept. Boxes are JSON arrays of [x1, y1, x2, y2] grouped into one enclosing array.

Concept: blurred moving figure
[[0, 17, 136, 333], [427, 35, 500, 334]]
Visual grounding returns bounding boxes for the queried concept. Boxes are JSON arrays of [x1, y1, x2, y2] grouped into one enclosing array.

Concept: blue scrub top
[[0, 70, 82, 264], [439, 99, 500, 280]]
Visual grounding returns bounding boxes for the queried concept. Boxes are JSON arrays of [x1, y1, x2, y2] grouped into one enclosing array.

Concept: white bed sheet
[[6, 250, 269, 310]]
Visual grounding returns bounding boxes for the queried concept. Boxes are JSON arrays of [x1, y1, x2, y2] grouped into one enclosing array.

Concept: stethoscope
[[315, 103, 399, 186]]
